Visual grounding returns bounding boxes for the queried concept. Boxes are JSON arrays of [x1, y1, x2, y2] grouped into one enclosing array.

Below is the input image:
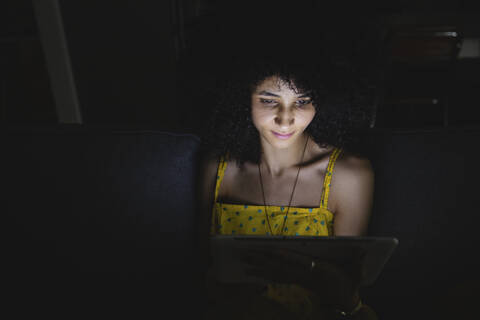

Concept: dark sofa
[[4, 126, 480, 319]]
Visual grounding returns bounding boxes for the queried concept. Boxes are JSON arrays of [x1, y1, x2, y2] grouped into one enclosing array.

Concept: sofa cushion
[[4, 126, 203, 317]]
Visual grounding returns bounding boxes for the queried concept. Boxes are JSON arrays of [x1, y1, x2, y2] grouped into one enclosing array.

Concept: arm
[[330, 153, 375, 236], [329, 153, 377, 319]]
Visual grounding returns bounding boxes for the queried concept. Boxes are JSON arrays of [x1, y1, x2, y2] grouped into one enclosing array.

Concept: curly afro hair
[[198, 15, 380, 168]]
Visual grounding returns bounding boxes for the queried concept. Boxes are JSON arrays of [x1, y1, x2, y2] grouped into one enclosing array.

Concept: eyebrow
[[257, 90, 280, 97], [297, 93, 312, 98], [257, 90, 312, 98]]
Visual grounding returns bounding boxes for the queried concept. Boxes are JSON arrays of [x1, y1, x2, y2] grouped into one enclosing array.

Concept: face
[[251, 76, 316, 149]]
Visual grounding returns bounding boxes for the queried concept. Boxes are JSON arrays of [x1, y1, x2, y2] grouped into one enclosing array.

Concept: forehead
[[254, 76, 301, 94]]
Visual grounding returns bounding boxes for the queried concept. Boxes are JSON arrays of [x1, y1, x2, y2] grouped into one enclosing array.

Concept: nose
[[274, 107, 295, 128]]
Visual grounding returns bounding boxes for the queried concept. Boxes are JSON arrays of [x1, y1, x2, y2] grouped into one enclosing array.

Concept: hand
[[238, 247, 365, 309]]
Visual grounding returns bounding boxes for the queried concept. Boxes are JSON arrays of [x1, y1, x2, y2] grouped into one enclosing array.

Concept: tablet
[[209, 236, 398, 286]]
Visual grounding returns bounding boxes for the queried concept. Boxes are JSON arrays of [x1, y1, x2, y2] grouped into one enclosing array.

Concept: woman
[[196, 55, 377, 319]]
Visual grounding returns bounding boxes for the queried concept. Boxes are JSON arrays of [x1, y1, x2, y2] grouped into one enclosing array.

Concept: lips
[[272, 131, 295, 139]]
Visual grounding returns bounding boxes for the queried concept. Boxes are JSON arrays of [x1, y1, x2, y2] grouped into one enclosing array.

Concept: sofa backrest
[[5, 127, 201, 271]]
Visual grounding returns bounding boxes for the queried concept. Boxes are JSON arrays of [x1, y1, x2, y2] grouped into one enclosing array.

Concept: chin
[[271, 142, 291, 149]]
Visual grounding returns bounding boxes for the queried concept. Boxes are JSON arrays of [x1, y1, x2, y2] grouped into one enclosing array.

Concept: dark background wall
[[1, 1, 480, 132], [0, 0, 57, 123], [58, 1, 177, 127]]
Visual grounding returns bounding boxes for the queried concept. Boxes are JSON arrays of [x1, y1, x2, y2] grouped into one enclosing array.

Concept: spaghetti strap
[[211, 154, 229, 236], [320, 148, 342, 210], [213, 154, 228, 204]]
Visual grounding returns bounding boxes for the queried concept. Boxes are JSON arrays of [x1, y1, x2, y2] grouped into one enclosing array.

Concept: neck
[[259, 133, 310, 178]]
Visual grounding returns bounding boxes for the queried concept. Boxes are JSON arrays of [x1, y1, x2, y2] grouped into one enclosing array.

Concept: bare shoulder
[[333, 150, 374, 181]]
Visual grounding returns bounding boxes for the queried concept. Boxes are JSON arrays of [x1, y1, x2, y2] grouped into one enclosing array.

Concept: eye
[[296, 99, 311, 107], [260, 98, 277, 106]]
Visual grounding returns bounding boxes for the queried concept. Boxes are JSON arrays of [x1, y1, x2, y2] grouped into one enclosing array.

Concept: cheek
[[251, 107, 271, 127], [298, 109, 316, 127]]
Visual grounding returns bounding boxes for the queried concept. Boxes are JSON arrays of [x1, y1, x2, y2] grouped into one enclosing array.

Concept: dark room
[[3, 1, 480, 319]]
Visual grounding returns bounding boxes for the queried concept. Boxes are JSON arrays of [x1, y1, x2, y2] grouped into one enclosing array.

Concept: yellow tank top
[[210, 148, 342, 316]]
